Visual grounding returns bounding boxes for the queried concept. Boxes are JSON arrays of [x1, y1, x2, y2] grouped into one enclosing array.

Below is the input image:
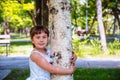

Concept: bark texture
[[48, 0, 73, 80]]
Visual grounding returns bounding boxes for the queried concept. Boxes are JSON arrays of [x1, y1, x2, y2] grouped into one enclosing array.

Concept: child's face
[[31, 31, 48, 49]]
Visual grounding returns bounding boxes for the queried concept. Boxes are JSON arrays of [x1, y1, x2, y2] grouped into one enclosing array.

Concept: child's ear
[[31, 38, 35, 45]]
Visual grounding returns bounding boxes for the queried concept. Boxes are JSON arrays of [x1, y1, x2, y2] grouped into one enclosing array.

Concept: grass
[[0, 39, 32, 56], [72, 37, 120, 58], [4, 68, 120, 80], [10, 41, 32, 55], [74, 68, 120, 80], [4, 69, 30, 80]]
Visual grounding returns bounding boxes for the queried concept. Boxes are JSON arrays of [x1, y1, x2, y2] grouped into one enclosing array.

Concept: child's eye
[[36, 36, 40, 39], [43, 36, 47, 38]]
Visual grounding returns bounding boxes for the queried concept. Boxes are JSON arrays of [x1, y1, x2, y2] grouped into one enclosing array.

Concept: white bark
[[96, 0, 107, 53], [48, 0, 73, 80]]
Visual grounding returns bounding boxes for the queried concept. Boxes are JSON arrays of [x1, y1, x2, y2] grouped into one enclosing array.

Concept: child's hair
[[30, 25, 49, 47]]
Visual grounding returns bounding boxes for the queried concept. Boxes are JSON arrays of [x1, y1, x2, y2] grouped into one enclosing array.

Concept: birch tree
[[48, 0, 73, 80], [96, 0, 107, 53]]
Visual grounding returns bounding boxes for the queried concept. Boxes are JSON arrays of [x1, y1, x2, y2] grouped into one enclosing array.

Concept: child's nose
[[40, 38, 44, 41]]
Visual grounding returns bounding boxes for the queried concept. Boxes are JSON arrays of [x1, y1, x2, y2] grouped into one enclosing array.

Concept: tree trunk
[[113, 17, 117, 36], [48, 0, 73, 80], [35, 0, 43, 26], [87, 14, 97, 34], [27, 0, 48, 26], [3, 20, 10, 34], [35, 0, 48, 26], [112, 4, 120, 36], [27, 11, 37, 26], [96, 0, 107, 53]]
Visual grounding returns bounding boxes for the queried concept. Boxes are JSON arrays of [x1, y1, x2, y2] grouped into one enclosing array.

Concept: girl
[[26, 25, 76, 80]]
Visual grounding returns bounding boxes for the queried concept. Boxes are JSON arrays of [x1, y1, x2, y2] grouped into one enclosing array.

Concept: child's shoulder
[[31, 49, 39, 53]]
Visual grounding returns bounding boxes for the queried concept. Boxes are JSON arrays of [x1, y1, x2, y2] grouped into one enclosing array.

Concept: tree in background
[[0, 0, 33, 35], [96, 0, 107, 53], [17, 0, 48, 27], [48, 0, 73, 80], [35, 0, 48, 26]]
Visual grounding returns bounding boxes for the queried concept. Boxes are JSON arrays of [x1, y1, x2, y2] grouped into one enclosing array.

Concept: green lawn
[[0, 40, 32, 56], [4, 68, 120, 80], [74, 68, 120, 80]]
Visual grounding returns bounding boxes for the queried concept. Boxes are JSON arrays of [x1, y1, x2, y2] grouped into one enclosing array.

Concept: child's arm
[[30, 52, 76, 75]]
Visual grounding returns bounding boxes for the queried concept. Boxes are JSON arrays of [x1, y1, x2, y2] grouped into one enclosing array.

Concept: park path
[[0, 55, 120, 80], [0, 55, 29, 80]]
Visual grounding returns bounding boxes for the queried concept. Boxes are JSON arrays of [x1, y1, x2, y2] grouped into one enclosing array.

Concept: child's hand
[[69, 64, 76, 74], [70, 51, 77, 65]]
